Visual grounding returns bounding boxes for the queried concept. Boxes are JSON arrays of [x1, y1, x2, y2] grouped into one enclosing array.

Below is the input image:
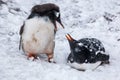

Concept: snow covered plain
[[0, 0, 120, 80]]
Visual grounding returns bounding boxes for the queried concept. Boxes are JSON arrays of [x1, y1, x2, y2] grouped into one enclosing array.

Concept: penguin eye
[[55, 12, 60, 18]]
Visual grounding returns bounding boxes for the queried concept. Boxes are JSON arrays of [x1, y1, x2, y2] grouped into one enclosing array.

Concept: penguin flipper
[[19, 36, 22, 50], [19, 23, 24, 35], [19, 23, 24, 50]]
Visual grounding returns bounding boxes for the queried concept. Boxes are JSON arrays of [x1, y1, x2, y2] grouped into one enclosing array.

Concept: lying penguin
[[66, 34, 109, 71], [19, 3, 64, 62]]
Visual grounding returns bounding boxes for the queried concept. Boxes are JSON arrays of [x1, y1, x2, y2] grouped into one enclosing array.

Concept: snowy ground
[[0, 0, 120, 80]]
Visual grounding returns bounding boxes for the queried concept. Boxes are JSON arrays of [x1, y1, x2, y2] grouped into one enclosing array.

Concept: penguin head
[[30, 3, 64, 30], [66, 34, 90, 63]]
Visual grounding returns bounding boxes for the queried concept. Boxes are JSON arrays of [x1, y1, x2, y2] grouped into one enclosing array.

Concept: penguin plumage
[[19, 3, 64, 62], [66, 34, 109, 71]]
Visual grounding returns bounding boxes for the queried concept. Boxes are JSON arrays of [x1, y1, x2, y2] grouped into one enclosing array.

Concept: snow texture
[[0, 0, 120, 80]]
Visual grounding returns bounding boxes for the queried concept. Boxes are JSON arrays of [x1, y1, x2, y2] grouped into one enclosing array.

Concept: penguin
[[19, 3, 64, 62], [66, 34, 109, 71]]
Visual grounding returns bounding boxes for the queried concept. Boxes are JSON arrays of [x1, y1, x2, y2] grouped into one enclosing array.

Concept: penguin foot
[[27, 53, 38, 61], [49, 58, 56, 63], [46, 53, 55, 63]]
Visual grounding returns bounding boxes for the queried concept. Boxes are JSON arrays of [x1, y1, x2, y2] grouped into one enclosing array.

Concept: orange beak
[[65, 34, 74, 41]]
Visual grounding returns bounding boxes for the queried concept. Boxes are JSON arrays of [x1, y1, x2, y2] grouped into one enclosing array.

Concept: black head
[[31, 3, 59, 15], [66, 34, 90, 63], [29, 3, 64, 30]]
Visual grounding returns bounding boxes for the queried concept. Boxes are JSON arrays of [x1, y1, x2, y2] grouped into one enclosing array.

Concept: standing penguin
[[19, 3, 64, 62], [66, 34, 109, 71]]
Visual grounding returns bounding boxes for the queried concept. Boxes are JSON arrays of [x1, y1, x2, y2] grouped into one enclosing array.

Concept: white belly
[[68, 61, 101, 71], [22, 17, 55, 55]]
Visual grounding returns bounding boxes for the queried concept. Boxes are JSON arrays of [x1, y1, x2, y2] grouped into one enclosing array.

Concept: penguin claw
[[48, 58, 56, 63], [48, 61, 56, 63]]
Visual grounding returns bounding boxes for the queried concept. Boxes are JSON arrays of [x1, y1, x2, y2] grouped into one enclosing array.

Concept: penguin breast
[[22, 17, 55, 54]]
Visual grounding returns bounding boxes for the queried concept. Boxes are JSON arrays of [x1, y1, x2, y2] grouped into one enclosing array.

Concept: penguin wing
[[19, 23, 24, 50]]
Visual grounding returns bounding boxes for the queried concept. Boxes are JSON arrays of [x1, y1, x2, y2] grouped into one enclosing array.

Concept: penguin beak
[[54, 14, 64, 31], [56, 16, 64, 29], [66, 34, 74, 42]]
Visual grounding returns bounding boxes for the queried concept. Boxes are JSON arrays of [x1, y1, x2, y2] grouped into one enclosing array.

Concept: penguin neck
[[71, 50, 75, 57], [28, 13, 52, 23], [69, 40, 77, 50], [41, 16, 52, 22], [69, 41, 77, 60]]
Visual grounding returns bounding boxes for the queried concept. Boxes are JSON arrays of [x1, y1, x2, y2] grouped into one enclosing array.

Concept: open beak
[[54, 14, 64, 31], [66, 34, 76, 50], [65, 34, 74, 42], [56, 17, 64, 29]]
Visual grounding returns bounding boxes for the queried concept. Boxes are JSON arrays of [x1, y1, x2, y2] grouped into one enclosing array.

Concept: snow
[[0, 0, 120, 80]]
